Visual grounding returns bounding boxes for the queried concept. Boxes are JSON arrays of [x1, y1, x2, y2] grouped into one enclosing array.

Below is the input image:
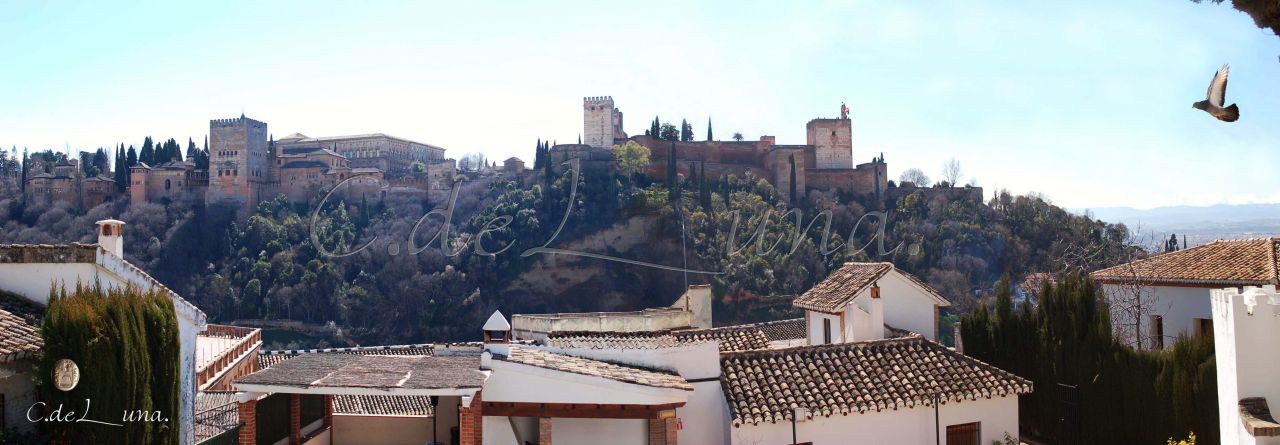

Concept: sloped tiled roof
[[753, 318, 806, 342], [498, 347, 692, 391], [1092, 238, 1280, 287], [237, 354, 485, 391], [0, 291, 44, 362], [195, 391, 240, 442], [334, 395, 434, 416], [719, 335, 1032, 426], [257, 343, 438, 369], [547, 331, 681, 350], [673, 325, 771, 352], [792, 262, 893, 312]]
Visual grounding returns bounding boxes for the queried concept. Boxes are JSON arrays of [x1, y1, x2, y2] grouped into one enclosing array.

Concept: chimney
[[482, 310, 511, 344], [868, 283, 884, 341], [95, 219, 126, 258]]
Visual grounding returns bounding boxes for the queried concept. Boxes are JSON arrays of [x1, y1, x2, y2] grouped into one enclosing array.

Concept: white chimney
[[868, 283, 885, 340], [95, 219, 126, 258]]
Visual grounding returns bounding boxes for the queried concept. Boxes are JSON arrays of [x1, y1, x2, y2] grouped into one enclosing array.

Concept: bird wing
[[1207, 64, 1229, 107]]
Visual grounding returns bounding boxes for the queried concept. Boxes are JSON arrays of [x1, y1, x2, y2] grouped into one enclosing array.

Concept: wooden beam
[[481, 402, 686, 419]]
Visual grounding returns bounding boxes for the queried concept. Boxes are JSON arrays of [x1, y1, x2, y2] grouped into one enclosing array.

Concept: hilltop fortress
[[553, 96, 889, 202]]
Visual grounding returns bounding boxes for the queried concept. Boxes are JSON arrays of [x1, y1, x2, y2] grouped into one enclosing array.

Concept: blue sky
[[2, 0, 1277, 209]]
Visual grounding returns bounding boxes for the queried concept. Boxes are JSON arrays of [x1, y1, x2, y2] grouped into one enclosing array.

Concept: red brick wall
[[459, 392, 483, 445], [647, 417, 677, 445], [238, 399, 257, 445], [539, 417, 553, 444]]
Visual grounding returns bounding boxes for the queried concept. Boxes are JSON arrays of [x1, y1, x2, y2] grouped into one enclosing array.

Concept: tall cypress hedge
[[962, 274, 1218, 444], [37, 284, 180, 445]]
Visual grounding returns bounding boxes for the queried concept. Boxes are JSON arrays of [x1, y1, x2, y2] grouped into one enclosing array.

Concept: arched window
[[165, 179, 171, 190]]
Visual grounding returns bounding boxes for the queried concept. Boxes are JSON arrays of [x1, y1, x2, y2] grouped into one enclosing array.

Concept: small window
[[1194, 318, 1213, 341], [946, 422, 980, 445], [822, 318, 832, 344]]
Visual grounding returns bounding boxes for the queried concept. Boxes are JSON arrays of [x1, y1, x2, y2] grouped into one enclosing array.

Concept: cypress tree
[[114, 146, 128, 192], [140, 137, 154, 165], [20, 148, 28, 194], [706, 118, 714, 141], [650, 117, 660, 139], [126, 146, 138, 167]]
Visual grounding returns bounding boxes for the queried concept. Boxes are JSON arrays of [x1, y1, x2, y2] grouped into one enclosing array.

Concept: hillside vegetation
[[0, 160, 1138, 347]]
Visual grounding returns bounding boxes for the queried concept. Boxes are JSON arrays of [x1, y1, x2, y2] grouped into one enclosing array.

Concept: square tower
[[806, 118, 853, 169], [583, 96, 623, 149], [206, 115, 270, 207]]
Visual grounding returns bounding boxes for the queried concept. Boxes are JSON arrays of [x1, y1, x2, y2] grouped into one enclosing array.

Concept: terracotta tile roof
[[673, 325, 771, 352], [753, 318, 806, 342], [333, 395, 435, 416], [793, 262, 949, 312], [498, 347, 692, 391], [1092, 238, 1280, 287], [546, 331, 682, 350], [792, 262, 894, 312], [719, 335, 1032, 426], [0, 291, 44, 362], [195, 391, 240, 442]]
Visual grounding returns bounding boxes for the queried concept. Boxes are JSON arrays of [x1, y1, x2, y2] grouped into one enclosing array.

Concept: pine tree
[[706, 118, 714, 141]]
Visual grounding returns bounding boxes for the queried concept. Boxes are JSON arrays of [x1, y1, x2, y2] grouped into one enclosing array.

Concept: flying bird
[[1192, 64, 1239, 122]]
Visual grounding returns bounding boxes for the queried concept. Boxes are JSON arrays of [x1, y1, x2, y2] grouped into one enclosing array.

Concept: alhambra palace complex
[[25, 96, 980, 211]]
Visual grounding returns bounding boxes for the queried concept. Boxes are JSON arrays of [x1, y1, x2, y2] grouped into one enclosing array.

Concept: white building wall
[[729, 395, 1019, 445], [516, 342, 727, 445], [878, 272, 943, 341], [552, 418, 647, 445], [806, 311, 843, 345], [0, 256, 206, 445], [332, 415, 432, 445], [1212, 286, 1280, 445], [1102, 284, 1213, 349]]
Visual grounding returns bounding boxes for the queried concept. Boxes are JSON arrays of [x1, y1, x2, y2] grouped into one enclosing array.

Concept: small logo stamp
[[53, 359, 80, 392]]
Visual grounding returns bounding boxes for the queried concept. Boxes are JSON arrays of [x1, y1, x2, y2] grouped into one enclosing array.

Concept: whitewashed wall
[[730, 395, 1019, 445], [1103, 283, 1212, 349], [1212, 286, 1280, 445], [878, 271, 943, 341]]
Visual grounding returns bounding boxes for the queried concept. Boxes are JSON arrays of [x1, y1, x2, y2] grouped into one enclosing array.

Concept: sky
[[2, 0, 1278, 210]]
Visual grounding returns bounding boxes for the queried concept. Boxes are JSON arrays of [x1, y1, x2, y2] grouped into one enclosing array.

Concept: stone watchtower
[[806, 115, 854, 169], [206, 114, 270, 207], [583, 96, 624, 149]]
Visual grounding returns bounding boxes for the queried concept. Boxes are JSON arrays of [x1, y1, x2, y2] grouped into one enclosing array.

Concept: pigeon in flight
[[1192, 64, 1239, 122]]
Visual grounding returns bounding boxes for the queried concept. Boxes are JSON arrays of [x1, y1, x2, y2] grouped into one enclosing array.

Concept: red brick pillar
[[648, 417, 678, 445], [290, 394, 301, 444], [538, 417, 553, 444], [238, 398, 258, 445], [324, 394, 334, 429], [459, 392, 483, 445]]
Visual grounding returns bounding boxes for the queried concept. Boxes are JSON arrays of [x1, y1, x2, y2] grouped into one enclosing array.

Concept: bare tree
[[898, 168, 931, 187], [941, 158, 962, 187], [1104, 227, 1163, 349]]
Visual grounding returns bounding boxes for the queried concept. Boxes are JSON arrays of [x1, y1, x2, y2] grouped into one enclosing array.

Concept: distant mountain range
[[1070, 203, 1280, 247]]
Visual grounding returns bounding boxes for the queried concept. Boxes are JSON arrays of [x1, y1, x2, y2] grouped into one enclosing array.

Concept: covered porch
[[232, 353, 488, 445]]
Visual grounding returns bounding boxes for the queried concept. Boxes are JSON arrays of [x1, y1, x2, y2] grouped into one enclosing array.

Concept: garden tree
[[114, 146, 129, 192], [38, 283, 180, 445], [898, 168, 931, 187], [706, 118, 714, 141], [20, 148, 28, 194], [659, 123, 680, 141], [732, 132, 744, 141], [1192, 0, 1280, 37], [533, 138, 544, 170], [788, 154, 797, 203], [127, 145, 138, 167], [961, 274, 1217, 445], [679, 119, 693, 142], [699, 162, 712, 211], [611, 140, 651, 180], [941, 158, 962, 187], [650, 116, 661, 138]]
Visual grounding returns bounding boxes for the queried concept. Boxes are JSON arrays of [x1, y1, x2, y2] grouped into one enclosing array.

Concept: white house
[[1211, 285, 1280, 445], [1093, 238, 1280, 349], [0, 219, 209, 445], [793, 262, 952, 343], [233, 261, 1026, 445]]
